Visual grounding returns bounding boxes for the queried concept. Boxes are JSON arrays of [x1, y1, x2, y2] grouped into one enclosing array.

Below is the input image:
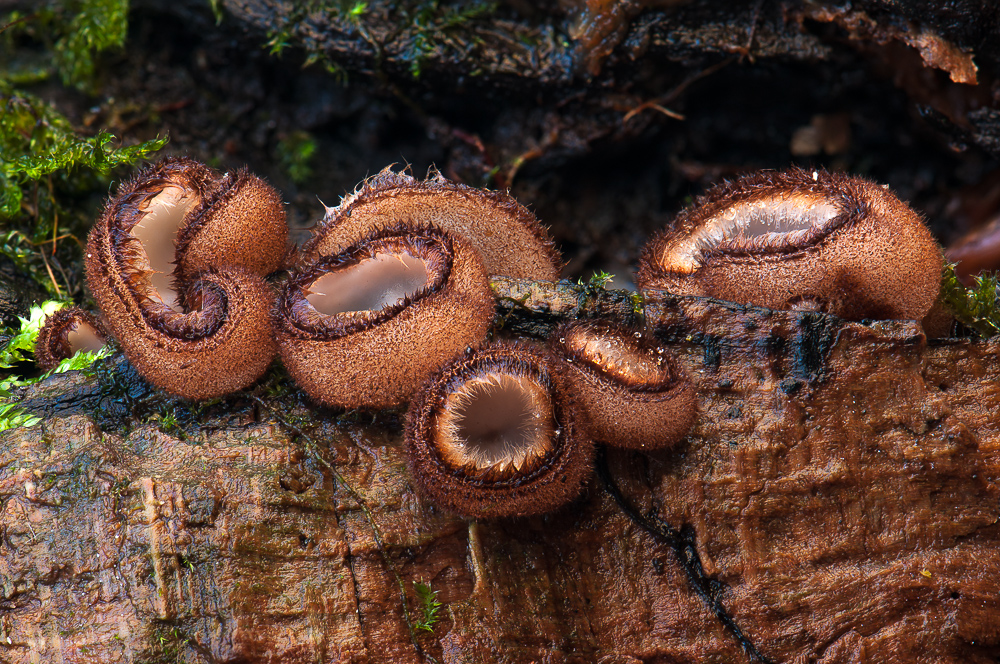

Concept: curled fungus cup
[[34, 307, 108, 372], [549, 320, 696, 450], [302, 167, 562, 281], [85, 157, 285, 398]]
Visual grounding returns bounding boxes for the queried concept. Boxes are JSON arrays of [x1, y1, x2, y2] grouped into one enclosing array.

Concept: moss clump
[[940, 263, 1000, 338], [413, 580, 443, 631], [2, 0, 128, 90], [275, 130, 317, 184], [1, 2, 168, 299], [252, 0, 497, 79]]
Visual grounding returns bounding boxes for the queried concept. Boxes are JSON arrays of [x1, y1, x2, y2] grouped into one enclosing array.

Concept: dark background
[[14, 0, 1000, 290]]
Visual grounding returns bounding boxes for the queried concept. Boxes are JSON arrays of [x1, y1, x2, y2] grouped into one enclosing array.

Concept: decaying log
[[1, 279, 999, 663]]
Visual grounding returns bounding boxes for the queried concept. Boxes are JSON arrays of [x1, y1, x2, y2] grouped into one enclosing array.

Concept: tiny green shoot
[[577, 270, 614, 290], [413, 580, 442, 632]]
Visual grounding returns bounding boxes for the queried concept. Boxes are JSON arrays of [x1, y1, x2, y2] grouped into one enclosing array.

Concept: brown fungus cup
[[549, 320, 696, 450], [635, 168, 944, 321], [101, 157, 287, 306], [34, 307, 108, 372], [405, 341, 593, 519], [276, 225, 495, 410], [85, 157, 284, 399], [302, 167, 563, 281]]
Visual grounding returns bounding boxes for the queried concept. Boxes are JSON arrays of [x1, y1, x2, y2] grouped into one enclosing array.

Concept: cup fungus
[[34, 307, 108, 372], [549, 320, 696, 450], [635, 168, 944, 321], [301, 167, 563, 281], [276, 225, 495, 410], [85, 157, 285, 399], [405, 342, 593, 519]]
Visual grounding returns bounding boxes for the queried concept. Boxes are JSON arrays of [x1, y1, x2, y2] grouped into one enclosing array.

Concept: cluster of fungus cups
[[404, 322, 700, 518], [272, 167, 610, 517], [79, 160, 953, 520], [82, 159, 703, 520], [274, 166, 563, 410], [636, 168, 944, 321]]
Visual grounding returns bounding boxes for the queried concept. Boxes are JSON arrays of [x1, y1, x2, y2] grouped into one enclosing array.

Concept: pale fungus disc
[[405, 341, 594, 519], [434, 373, 556, 477], [561, 324, 673, 388], [668, 193, 841, 274], [131, 184, 198, 310], [304, 252, 430, 315], [65, 321, 108, 354]]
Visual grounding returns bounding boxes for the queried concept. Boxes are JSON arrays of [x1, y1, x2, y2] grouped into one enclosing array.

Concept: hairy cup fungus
[[34, 307, 108, 372], [85, 157, 285, 399], [635, 169, 944, 321], [302, 167, 563, 281], [405, 342, 593, 519], [549, 320, 696, 449], [276, 225, 495, 410]]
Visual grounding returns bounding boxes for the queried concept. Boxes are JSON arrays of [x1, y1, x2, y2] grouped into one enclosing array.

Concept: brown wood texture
[[1, 280, 998, 663]]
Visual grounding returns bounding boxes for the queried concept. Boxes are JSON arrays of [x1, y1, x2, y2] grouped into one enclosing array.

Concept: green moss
[[631, 291, 644, 316], [207, 0, 224, 24], [3, 0, 128, 90], [405, 1, 495, 78], [54, 0, 129, 89], [940, 263, 1000, 338], [257, 0, 497, 79], [143, 625, 191, 664], [0, 402, 42, 431], [275, 130, 317, 185], [0, 81, 168, 219], [577, 270, 614, 290], [1, 3, 168, 298], [0, 300, 64, 368]]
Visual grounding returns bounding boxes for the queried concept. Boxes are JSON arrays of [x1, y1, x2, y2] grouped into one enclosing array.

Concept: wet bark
[[4, 0, 1000, 661], [1, 280, 999, 663]]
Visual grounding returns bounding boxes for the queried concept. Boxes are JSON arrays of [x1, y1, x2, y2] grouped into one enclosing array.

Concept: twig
[[38, 249, 62, 298]]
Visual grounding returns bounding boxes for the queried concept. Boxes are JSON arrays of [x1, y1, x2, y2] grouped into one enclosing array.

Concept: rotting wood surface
[[1, 279, 998, 663]]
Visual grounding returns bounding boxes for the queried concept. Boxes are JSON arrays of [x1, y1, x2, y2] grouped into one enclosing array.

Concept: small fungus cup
[[636, 168, 944, 321], [405, 342, 593, 519]]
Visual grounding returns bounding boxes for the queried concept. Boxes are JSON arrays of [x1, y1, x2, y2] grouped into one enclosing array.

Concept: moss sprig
[[413, 581, 443, 632], [0, 82, 168, 217], [258, 0, 497, 80], [1, 2, 168, 296], [0, 82, 167, 295]]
